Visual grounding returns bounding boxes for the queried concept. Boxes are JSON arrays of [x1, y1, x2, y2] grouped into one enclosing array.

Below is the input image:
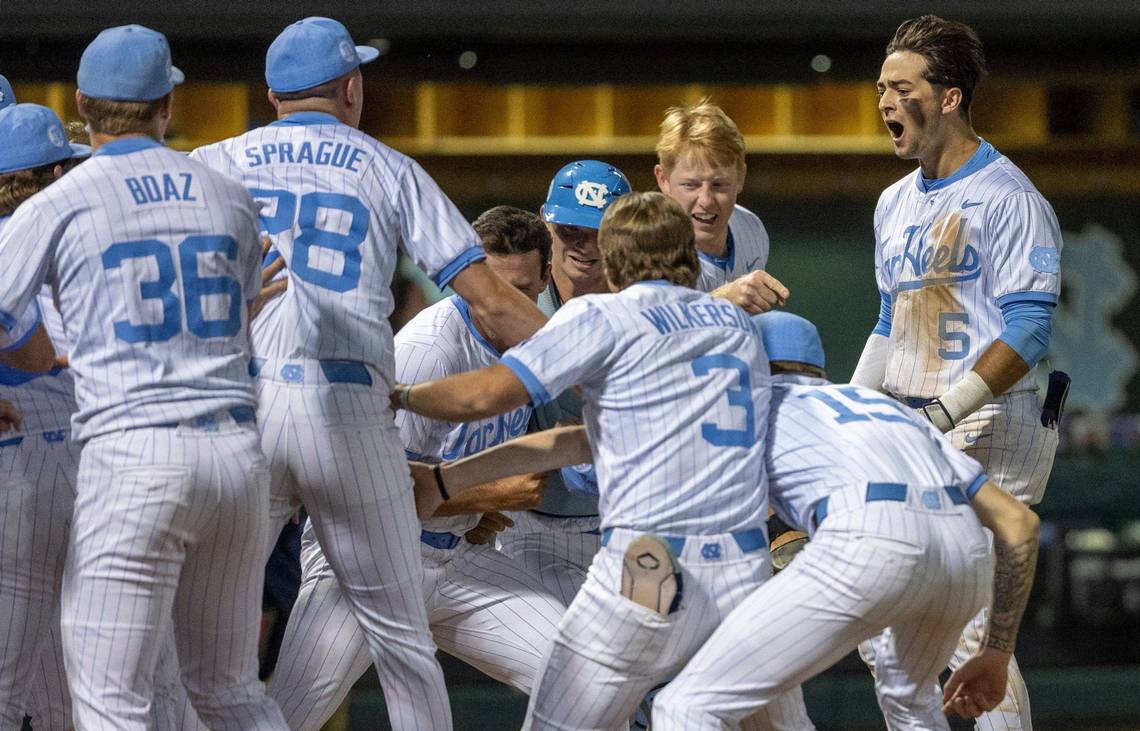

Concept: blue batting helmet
[[542, 160, 631, 229]]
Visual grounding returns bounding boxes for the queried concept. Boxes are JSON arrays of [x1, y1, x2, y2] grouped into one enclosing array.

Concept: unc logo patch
[[47, 125, 66, 148], [921, 490, 942, 510], [339, 40, 356, 63], [575, 180, 610, 209], [42, 430, 66, 443], [281, 364, 305, 383], [1029, 246, 1060, 274], [701, 543, 722, 560]]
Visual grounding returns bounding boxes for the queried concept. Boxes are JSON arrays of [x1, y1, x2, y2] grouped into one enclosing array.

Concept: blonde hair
[[598, 192, 699, 290], [656, 98, 746, 174], [80, 95, 166, 136]]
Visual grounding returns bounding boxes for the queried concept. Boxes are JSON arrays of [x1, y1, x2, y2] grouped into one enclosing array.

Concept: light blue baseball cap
[[753, 311, 826, 370], [78, 25, 184, 101], [266, 17, 379, 94], [542, 160, 632, 230], [0, 76, 15, 111], [0, 104, 92, 174]]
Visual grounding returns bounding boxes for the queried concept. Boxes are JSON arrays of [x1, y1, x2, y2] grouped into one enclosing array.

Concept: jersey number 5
[[691, 354, 756, 447], [251, 189, 368, 293], [102, 237, 242, 344]]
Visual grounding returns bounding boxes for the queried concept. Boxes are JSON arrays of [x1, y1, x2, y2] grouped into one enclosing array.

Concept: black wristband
[[433, 464, 450, 501]]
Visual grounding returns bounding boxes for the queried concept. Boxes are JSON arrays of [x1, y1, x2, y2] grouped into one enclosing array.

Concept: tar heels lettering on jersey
[[441, 407, 530, 460], [874, 140, 1062, 398], [886, 215, 981, 291]]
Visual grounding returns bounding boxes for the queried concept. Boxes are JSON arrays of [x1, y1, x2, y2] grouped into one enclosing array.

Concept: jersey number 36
[[102, 236, 242, 344]]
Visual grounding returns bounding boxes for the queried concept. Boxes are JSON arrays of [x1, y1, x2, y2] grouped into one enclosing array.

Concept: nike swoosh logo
[[745, 257, 763, 271], [963, 433, 991, 445], [961, 200, 983, 209]]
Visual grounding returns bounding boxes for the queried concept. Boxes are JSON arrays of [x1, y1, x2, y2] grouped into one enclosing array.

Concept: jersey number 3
[[102, 237, 242, 344], [692, 354, 756, 447]]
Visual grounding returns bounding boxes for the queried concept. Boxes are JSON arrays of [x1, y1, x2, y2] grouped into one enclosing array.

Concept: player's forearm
[[438, 426, 591, 495], [398, 363, 530, 422], [970, 481, 1040, 654], [432, 474, 544, 516], [450, 261, 547, 348], [972, 340, 1030, 398], [0, 325, 56, 373]]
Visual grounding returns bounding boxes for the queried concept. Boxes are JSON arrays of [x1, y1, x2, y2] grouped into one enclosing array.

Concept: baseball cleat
[[621, 535, 683, 616]]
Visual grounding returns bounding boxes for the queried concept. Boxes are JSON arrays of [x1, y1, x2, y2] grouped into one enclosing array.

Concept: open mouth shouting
[[692, 211, 718, 228], [885, 119, 905, 143]]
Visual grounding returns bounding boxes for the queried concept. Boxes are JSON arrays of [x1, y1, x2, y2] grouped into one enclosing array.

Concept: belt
[[600, 526, 767, 555], [420, 529, 462, 550], [249, 358, 373, 387], [813, 481, 969, 530], [0, 429, 69, 449], [157, 405, 257, 430]]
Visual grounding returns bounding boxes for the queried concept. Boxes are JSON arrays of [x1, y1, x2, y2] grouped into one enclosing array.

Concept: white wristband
[[931, 371, 994, 432]]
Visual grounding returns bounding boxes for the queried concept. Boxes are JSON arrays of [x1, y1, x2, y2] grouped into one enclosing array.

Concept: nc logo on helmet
[[575, 181, 610, 209], [339, 40, 356, 63], [47, 125, 66, 148]]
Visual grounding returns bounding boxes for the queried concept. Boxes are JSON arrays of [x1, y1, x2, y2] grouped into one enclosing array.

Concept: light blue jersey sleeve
[[0, 299, 42, 352], [986, 191, 1061, 303], [501, 297, 616, 406]]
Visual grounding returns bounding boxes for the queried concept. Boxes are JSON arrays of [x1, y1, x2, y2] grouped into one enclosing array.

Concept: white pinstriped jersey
[[503, 280, 770, 535], [766, 382, 986, 534], [190, 112, 484, 385], [395, 295, 532, 535], [695, 204, 770, 293], [0, 138, 261, 441], [0, 218, 78, 435], [875, 140, 1062, 398]]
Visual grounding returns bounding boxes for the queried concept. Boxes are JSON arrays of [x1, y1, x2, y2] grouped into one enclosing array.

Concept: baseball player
[[654, 100, 789, 314], [650, 311, 1041, 729], [0, 26, 289, 729], [491, 160, 630, 608], [265, 206, 567, 730], [394, 192, 813, 731], [189, 17, 547, 730], [849, 16, 1062, 729], [0, 102, 88, 730]]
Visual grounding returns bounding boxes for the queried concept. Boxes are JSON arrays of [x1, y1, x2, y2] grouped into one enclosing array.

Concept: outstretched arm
[[393, 362, 531, 423], [944, 481, 1040, 718], [409, 426, 590, 518], [712, 270, 789, 314]]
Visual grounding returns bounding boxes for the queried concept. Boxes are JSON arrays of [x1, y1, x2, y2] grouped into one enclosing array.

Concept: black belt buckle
[[1041, 370, 1071, 429]]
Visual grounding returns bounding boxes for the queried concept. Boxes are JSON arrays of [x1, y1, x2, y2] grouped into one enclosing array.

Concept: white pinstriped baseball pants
[[499, 511, 601, 606], [523, 527, 815, 731], [255, 368, 452, 731], [0, 433, 78, 730], [61, 419, 287, 731], [865, 390, 1056, 731], [654, 489, 992, 731], [268, 523, 567, 731]]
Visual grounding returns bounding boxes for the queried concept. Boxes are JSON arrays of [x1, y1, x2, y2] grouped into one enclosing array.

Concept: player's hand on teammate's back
[[250, 236, 288, 322], [942, 647, 1010, 719], [464, 512, 515, 545], [712, 270, 789, 314], [0, 398, 21, 433]]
